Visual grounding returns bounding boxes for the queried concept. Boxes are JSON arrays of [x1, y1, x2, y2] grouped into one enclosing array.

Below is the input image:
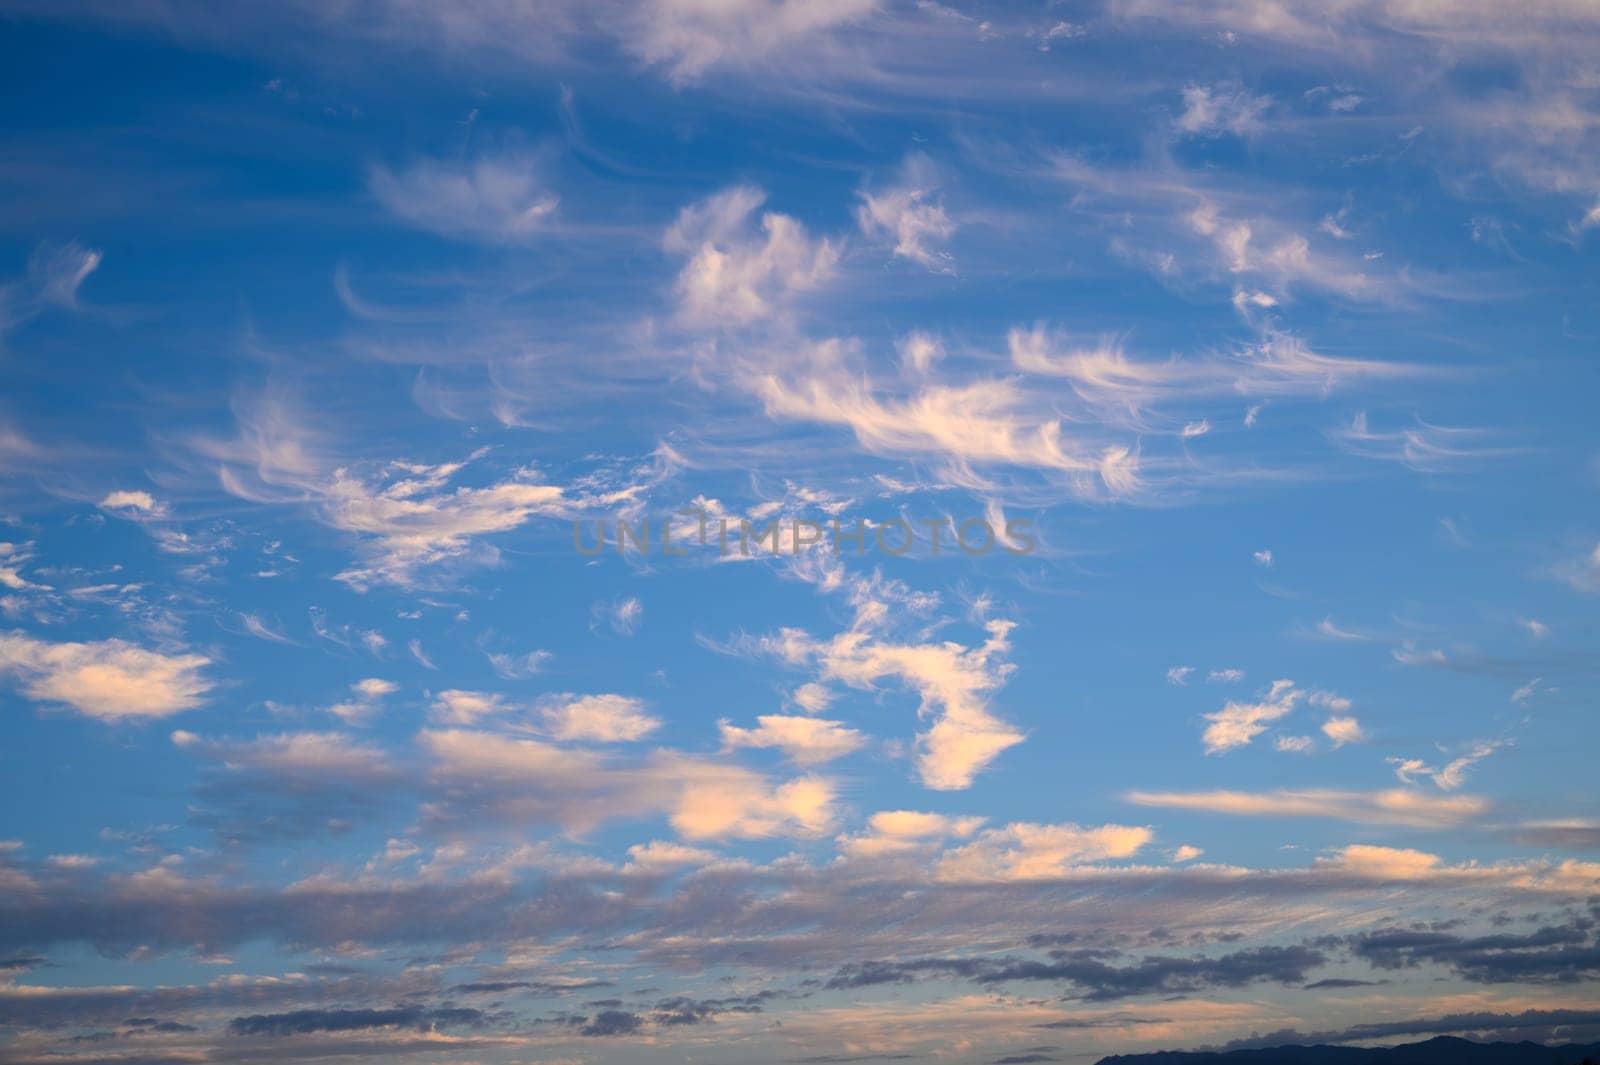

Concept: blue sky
[[1, 2, 1599, 1062]]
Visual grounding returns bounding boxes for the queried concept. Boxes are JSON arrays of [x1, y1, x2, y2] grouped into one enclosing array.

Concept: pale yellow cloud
[[0, 632, 211, 721]]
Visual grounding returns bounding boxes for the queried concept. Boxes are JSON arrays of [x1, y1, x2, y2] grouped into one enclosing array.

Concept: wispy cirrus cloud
[[1125, 788, 1490, 827], [369, 152, 558, 243]]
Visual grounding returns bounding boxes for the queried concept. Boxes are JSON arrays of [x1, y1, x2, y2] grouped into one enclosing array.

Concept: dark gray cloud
[[227, 1005, 484, 1036], [124, 1017, 198, 1033], [577, 1008, 643, 1037], [826, 944, 1326, 1000], [1348, 919, 1600, 983]]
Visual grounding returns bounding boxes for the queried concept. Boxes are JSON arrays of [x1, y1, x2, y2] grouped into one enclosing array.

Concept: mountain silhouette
[[1096, 1036, 1600, 1065]]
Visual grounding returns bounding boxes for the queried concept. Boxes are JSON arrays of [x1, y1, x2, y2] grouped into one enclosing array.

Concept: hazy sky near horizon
[[1, 2, 1599, 1063]]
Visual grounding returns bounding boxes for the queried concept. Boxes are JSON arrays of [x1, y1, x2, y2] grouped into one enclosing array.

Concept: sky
[[0, 2, 1599, 1063]]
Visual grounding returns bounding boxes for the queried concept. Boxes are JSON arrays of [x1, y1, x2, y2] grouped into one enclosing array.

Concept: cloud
[[665, 186, 839, 327], [838, 809, 988, 858], [1206, 668, 1243, 683], [761, 612, 1023, 790], [0, 240, 101, 341], [429, 689, 514, 726], [1320, 715, 1364, 746], [171, 728, 395, 782], [486, 647, 554, 679], [230, 1005, 484, 1036], [825, 942, 1325, 1000], [427, 690, 660, 742], [936, 822, 1152, 881], [205, 401, 666, 589], [1008, 324, 1428, 423], [623, 0, 876, 83], [1348, 918, 1600, 984], [420, 728, 836, 840], [856, 154, 956, 272], [721, 714, 865, 765], [1200, 679, 1301, 754], [1175, 84, 1270, 137], [1166, 666, 1194, 685], [541, 693, 661, 742], [0, 632, 211, 721], [1332, 410, 1519, 472], [98, 489, 165, 515], [1550, 541, 1600, 593], [1125, 788, 1490, 827], [326, 677, 399, 725], [1388, 739, 1506, 791], [241, 613, 296, 644], [752, 338, 1139, 499], [1316, 616, 1370, 641], [369, 153, 557, 243], [612, 596, 643, 634], [1171, 845, 1203, 862]]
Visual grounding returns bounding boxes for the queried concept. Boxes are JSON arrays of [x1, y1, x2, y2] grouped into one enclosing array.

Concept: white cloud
[[240, 614, 295, 645], [791, 682, 835, 713], [1201, 679, 1300, 754], [665, 186, 838, 327], [1519, 617, 1550, 639], [1307, 689, 1351, 712], [541, 693, 660, 743], [1317, 844, 1441, 881], [856, 154, 956, 272], [1171, 844, 1203, 862], [407, 638, 436, 670], [897, 331, 944, 375], [753, 338, 1139, 498], [595, 596, 643, 635], [1320, 715, 1364, 746], [0, 632, 211, 721], [1176, 84, 1270, 137], [486, 648, 554, 680], [936, 821, 1152, 881], [326, 678, 399, 725], [720, 714, 865, 765], [837, 808, 986, 858], [1206, 668, 1244, 683], [1252, 549, 1273, 567], [1, 241, 101, 341], [764, 615, 1022, 789], [98, 490, 165, 516], [1166, 665, 1194, 686], [430, 689, 514, 726], [172, 728, 394, 781], [623, 0, 876, 83], [1388, 739, 1506, 791], [1125, 787, 1489, 827], [428, 690, 660, 742], [1332, 410, 1514, 472], [1275, 734, 1314, 753], [1316, 616, 1369, 641], [1549, 541, 1600, 593], [369, 153, 557, 243], [421, 728, 835, 840], [205, 402, 668, 590]]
